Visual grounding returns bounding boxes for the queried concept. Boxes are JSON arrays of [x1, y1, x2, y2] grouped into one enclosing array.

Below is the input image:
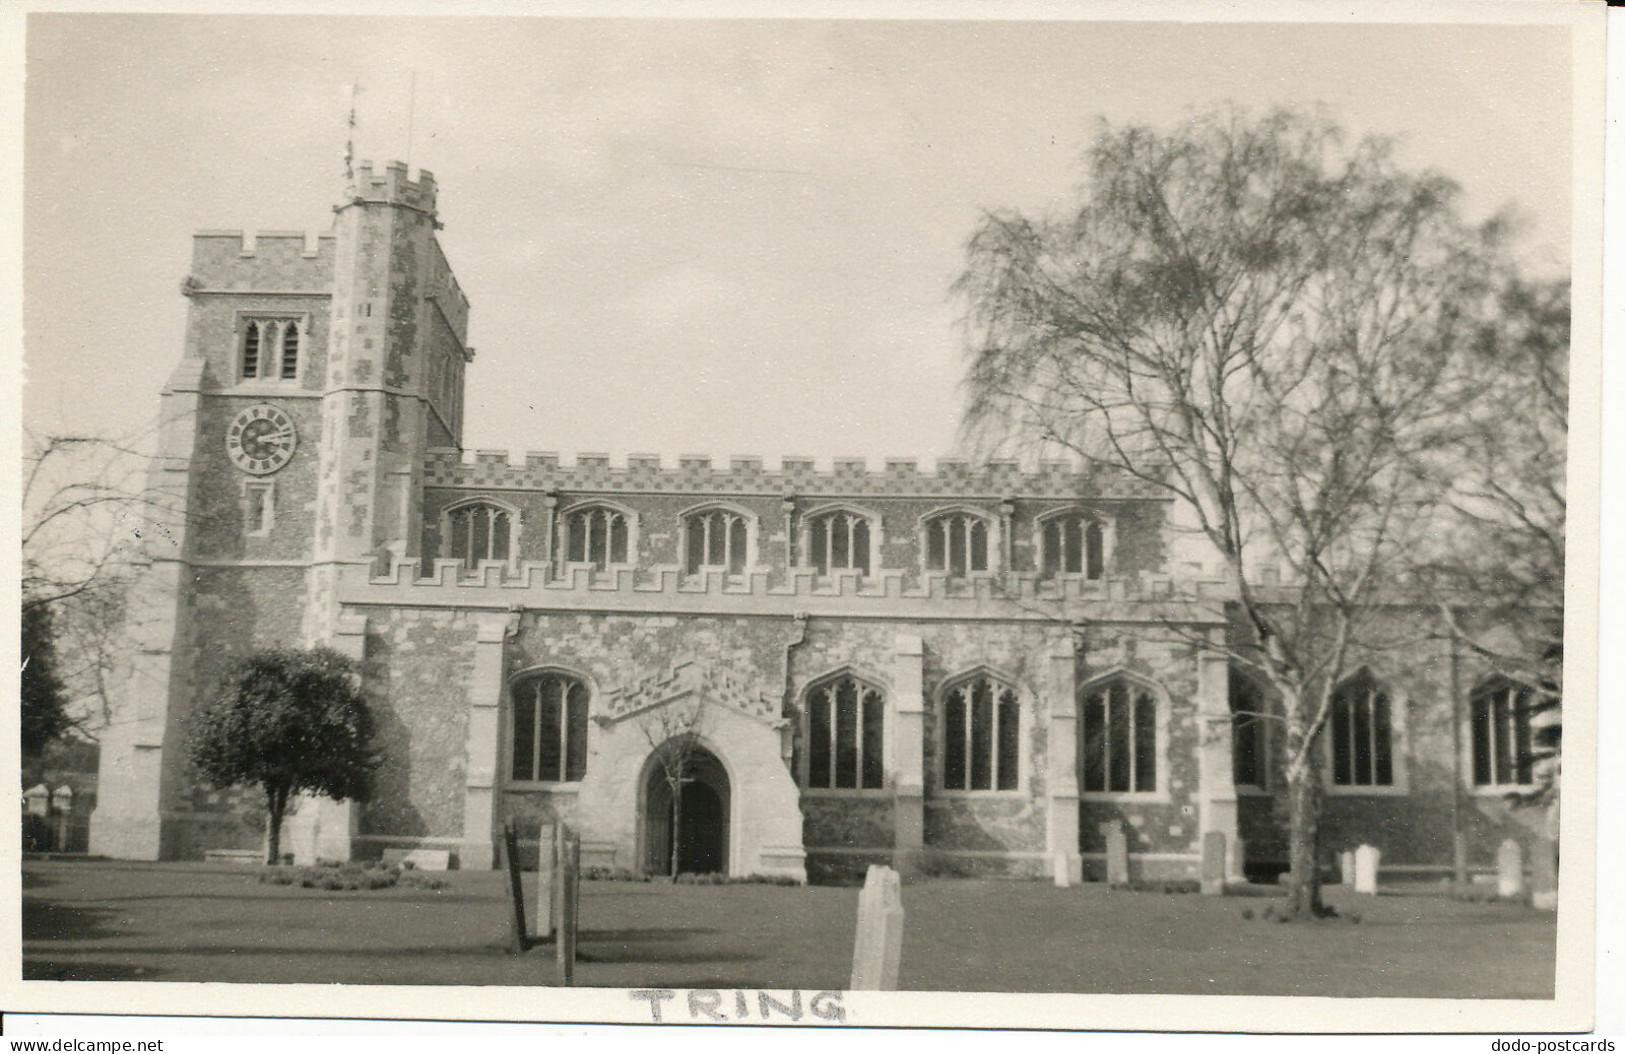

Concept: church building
[[90, 163, 1547, 883]]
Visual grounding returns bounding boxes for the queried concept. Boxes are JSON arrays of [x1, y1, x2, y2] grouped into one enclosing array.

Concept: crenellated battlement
[[422, 449, 1169, 500], [342, 556, 1231, 622], [187, 230, 335, 291], [345, 160, 437, 216]]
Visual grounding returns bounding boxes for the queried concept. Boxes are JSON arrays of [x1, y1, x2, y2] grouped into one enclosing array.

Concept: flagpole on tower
[[344, 83, 358, 184]]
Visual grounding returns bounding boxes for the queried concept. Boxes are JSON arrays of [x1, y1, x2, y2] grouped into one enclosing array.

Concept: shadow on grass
[[22, 898, 122, 943]]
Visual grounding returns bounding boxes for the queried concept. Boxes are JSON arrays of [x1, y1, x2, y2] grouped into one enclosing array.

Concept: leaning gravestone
[[1529, 836, 1557, 911], [1201, 831, 1226, 896], [1497, 838, 1526, 899], [1353, 844, 1381, 895], [1339, 850, 1356, 886], [849, 864, 904, 991], [1102, 821, 1130, 887]]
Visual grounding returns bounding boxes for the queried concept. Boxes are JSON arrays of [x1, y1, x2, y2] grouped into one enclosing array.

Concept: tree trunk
[[1284, 763, 1323, 917], [266, 786, 285, 866], [668, 779, 683, 879]]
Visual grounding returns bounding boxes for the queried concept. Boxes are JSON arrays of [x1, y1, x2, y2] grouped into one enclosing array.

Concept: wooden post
[[557, 828, 580, 986], [849, 864, 904, 991], [502, 821, 528, 953]]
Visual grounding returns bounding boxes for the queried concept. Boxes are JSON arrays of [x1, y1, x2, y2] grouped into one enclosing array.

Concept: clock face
[[226, 403, 297, 475]]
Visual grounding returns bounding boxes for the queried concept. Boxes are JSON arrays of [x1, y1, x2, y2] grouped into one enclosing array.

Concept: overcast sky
[[22, 12, 1576, 465]]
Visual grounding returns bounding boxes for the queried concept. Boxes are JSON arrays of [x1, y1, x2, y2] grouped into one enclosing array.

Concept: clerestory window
[[803, 507, 875, 576], [923, 510, 992, 576], [684, 507, 751, 575], [561, 504, 631, 571], [1039, 512, 1107, 579]]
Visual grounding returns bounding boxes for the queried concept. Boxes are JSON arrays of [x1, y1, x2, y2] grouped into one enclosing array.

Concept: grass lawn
[[22, 859, 1555, 997]]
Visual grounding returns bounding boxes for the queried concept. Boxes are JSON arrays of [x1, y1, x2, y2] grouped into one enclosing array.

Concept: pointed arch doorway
[[642, 741, 731, 877]]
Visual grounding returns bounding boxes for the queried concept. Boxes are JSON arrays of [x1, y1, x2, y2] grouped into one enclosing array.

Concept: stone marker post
[[1339, 850, 1356, 887], [1497, 838, 1526, 899], [849, 864, 904, 991], [1102, 821, 1130, 887], [1053, 850, 1071, 888], [501, 821, 527, 953], [1353, 844, 1380, 895], [1201, 831, 1226, 896], [558, 829, 581, 987], [1530, 836, 1557, 911], [531, 823, 557, 942]]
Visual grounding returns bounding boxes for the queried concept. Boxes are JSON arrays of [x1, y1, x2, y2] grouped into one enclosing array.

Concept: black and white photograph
[[7, 0, 1611, 1039]]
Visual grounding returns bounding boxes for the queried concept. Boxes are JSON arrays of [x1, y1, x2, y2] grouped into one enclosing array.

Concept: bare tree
[[637, 702, 708, 879], [957, 108, 1514, 917]]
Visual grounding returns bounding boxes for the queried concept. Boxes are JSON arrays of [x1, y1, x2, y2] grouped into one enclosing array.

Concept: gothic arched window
[[684, 507, 751, 575], [923, 509, 992, 576], [802, 507, 875, 576], [1080, 675, 1160, 794], [801, 673, 885, 790], [562, 504, 631, 571], [445, 500, 516, 568], [941, 671, 1021, 791], [1329, 670, 1394, 787], [1470, 678, 1536, 788], [510, 671, 589, 783], [1039, 511, 1107, 579]]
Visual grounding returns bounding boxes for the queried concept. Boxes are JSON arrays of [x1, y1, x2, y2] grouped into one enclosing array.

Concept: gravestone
[[1353, 844, 1380, 895], [557, 829, 581, 986], [1053, 850, 1071, 888], [849, 864, 904, 991], [1529, 836, 1557, 911], [1102, 821, 1130, 887], [1497, 838, 1526, 899], [1200, 831, 1226, 896], [1339, 850, 1356, 886], [23, 784, 49, 818], [531, 824, 558, 941]]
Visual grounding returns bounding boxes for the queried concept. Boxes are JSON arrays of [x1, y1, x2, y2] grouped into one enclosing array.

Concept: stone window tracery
[[445, 500, 516, 568], [941, 672, 1020, 791], [1470, 678, 1536, 788], [801, 673, 885, 791], [802, 507, 875, 576], [1329, 670, 1394, 788], [1080, 675, 1159, 794], [510, 671, 589, 783], [684, 507, 751, 575], [1039, 511, 1107, 579], [923, 510, 991, 576], [561, 504, 631, 571]]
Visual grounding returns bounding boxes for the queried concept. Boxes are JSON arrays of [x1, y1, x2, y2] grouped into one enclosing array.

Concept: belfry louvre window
[[925, 511, 990, 575], [686, 509, 749, 574], [805, 510, 872, 575], [1330, 671, 1394, 787], [1081, 678, 1158, 793], [804, 675, 885, 790], [1042, 514, 1105, 578], [1471, 680, 1535, 787], [510, 672, 589, 783], [447, 502, 512, 567], [942, 674, 1020, 791], [564, 506, 629, 570], [241, 318, 301, 381]]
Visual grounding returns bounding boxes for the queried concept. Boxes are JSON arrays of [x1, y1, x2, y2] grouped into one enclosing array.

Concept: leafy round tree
[[188, 647, 378, 864]]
